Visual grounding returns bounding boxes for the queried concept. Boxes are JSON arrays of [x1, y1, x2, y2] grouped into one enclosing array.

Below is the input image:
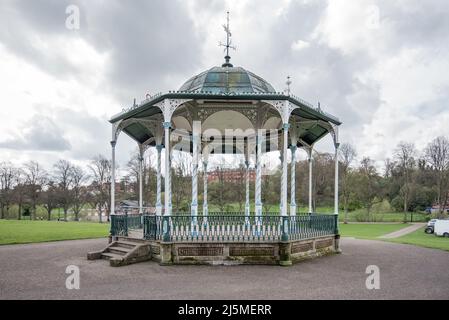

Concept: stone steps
[[108, 246, 132, 255], [101, 252, 125, 260], [88, 237, 153, 267], [115, 240, 140, 249]]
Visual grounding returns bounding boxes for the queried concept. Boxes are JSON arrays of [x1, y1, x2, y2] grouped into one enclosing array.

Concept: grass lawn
[[0, 220, 109, 245], [339, 223, 411, 240], [387, 227, 449, 252]]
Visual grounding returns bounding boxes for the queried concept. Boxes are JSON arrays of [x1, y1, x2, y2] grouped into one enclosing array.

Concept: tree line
[[338, 136, 449, 221], [167, 135, 449, 220], [1, 136, 448, 222], [0, 156, 112, 222]]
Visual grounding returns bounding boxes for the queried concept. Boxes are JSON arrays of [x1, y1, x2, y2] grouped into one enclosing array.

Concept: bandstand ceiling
[[202, 110, 254, 135]]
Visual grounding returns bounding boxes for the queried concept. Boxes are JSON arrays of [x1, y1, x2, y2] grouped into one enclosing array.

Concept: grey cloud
[[245, 0, 449, 143], [379, 0, 449, 52], [0, 105, 133, 163], [47, 107, 135, 164], [0, 0, 204, 106], [1, 0, 449, 164], [53, 108, 109, 155], [0, 115, 71, 151], [80, 0, 204, 105], [0, 0, 86, 80], [260, 0, 377, 129]]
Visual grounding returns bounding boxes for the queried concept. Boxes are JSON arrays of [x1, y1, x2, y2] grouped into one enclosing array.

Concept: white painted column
[[163, 122, 171, 216], [156, 144, 163, 216], [308, 150, 313, 214], [138, 156, 143, 214], [203, 161, 208, 217], [138, 150, 144, 214], [110, 140, 116, 216], [168, 145, 173, 215], [245, 160, 250, 217], [334, 143, 340, 215], [255, 132, 263, 217], [279, 144, 284, 215], [290, 145, 297, 216], [281, 124, 289, 217], [191, 124, 199, 218]]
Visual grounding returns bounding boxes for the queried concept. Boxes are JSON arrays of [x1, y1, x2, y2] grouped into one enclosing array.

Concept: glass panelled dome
[[179, 66, 276, 94]]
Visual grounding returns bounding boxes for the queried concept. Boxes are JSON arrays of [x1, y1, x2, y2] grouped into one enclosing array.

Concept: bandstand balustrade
[[111, 211, 337, 243]]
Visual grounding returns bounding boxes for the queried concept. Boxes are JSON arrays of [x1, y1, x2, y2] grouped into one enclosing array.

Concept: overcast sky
[[1, 0, 449, 173]]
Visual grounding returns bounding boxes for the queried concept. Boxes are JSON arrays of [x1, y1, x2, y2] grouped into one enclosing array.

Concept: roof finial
[[219, 11, 236, 67], [286, 75, 292, 96]]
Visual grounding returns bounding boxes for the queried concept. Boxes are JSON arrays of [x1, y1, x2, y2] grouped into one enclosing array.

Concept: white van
[[434, 220, 449, 237]]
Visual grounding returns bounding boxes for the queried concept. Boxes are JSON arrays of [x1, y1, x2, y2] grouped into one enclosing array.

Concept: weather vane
[[219, 11, 236, 67]]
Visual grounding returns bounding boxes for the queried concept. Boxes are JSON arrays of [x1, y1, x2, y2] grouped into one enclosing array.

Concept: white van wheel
[[444, 233, 449, 238]]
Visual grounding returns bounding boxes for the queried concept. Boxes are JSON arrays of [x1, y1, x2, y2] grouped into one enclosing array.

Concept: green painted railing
[[143, 215, 162, 241], [127, 213, 143, 229], [110, 214, 128, 236], [288, 214, 337, 240], [110, 213, 143, 237], [141, 213, 337, 242], [168, 215, 282, 242]]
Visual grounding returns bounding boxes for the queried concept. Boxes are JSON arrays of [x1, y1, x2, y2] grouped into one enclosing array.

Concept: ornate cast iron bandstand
[[106, 16, 342, 266]]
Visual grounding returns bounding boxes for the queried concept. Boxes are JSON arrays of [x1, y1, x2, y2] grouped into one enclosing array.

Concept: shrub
[[354, 211, 369, 222]]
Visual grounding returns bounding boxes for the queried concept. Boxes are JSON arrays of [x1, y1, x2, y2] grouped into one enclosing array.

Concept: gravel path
[[0, 237, 448, 300], [379, 223, 426, 239]]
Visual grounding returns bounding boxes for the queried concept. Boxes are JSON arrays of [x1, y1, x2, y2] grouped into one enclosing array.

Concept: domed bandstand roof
[[179, 66, 276, 94]]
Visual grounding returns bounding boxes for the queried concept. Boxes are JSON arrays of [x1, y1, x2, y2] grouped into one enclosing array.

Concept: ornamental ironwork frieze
[[155, 99, 192, 122], [262, 100, 299, 124]]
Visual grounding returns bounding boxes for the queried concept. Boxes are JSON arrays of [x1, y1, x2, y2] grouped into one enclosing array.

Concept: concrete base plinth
[[159, 243, 173, 265], [334, 234, 342, 254], [279, 260, 293, 267], [279, 242, 292, 266], [147, 235, 337, 266], [91, 234, 339, 267]]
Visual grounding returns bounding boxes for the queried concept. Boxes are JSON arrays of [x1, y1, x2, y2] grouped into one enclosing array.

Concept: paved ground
[[0, 238, 448, 300], [379, 223, 426, 239]]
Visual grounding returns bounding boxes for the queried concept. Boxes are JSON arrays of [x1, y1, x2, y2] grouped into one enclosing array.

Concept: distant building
[[208, 168, 255, 184], [427, 205, 449, 214]]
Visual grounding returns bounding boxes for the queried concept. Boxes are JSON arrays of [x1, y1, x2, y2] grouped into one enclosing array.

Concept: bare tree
[[23, 161, 47, 220], [125, 149, 157, 209], [126, 152, 141, 200], [171, 151, 191, 212], [214, 165, 227, 212], [145, 148, 157, 206], [394, 142, 416, 221], [384, 158, 395, 179], [0, 162, 17, 219], [424, 136, 449, 217], [339, 143, 357, 223], [312, 152, 334, 211], [53, 160, 73, 221], [71, 165, 87, 221], [355, 157, 383, 220], [41, 180, 59, 221], [88, 155, 112, 222], [234, 163, 246, 212], [13, 168, 26, 220], [262, 168, 280, 213]]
